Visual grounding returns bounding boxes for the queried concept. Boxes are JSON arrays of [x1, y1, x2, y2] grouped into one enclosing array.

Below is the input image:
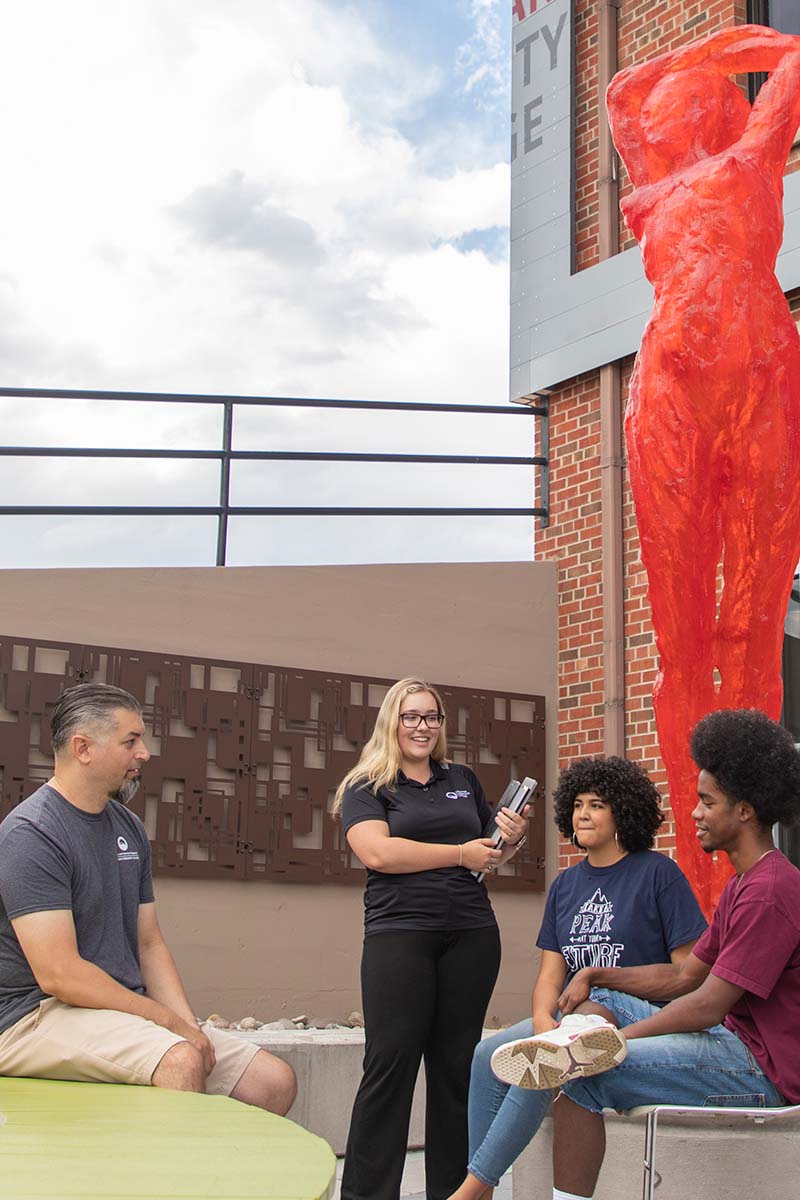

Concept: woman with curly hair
[[446, 756, 706, 1200]]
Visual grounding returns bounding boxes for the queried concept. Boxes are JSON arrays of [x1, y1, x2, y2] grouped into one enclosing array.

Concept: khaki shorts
[[0, 998, 261, 1094]]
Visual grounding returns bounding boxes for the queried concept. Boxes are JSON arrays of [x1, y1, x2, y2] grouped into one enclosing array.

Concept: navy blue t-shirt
[[342, 760, 497, 934], [537, 851, 707, 976]]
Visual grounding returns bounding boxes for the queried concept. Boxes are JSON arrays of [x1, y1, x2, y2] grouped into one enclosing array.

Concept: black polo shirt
[[342, 761, 498, 934]]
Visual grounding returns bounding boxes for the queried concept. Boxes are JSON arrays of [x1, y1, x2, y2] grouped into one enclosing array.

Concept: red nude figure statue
[[606, 26, 800, 916]]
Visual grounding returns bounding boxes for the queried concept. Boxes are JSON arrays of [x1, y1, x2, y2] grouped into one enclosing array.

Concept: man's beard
[[110, 776, 141, 806]]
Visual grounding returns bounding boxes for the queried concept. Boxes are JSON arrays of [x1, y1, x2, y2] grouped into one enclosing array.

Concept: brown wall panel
[[0, 563, 558, 1019], [0, 634, 546, 890]]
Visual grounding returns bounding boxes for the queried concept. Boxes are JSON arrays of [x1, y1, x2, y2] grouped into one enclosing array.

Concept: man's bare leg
[[552, 1093, 605, 1198], [230, 1048, 297, 1114], [574, 1001, 619, 1024], [152, 1041, 206, 1092]]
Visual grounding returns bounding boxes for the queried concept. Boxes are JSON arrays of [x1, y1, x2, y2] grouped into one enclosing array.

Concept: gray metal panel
[[777, 178, 800, 288], [511, 96, 573, 182], [511, 328, 532, 372], [528, 314, 650, 395], [778, 244, 800, 289], [512, 243, 572, 301], [511, 146, 572, 210], [526, 262, 653, 359], [512, 214, 572, 265], [511, 186, 570, 242], [510, 360, 532, 399], [511, 172, 570, 241], [510, 0, 574, 397], [532, 243, 646, 313]]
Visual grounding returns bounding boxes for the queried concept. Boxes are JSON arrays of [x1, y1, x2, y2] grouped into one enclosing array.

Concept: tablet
[[471, 776, 537, 881]]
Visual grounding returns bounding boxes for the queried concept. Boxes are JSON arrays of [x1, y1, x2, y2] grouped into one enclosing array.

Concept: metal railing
[[0, 386, 550, 565]]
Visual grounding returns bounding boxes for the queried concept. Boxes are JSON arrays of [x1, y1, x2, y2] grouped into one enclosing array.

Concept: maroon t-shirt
[[693, 850, 800, 1104]]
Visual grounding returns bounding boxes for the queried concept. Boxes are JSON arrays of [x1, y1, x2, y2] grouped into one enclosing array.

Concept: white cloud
[[456, 0, 509, 111], [0, 0, 531, 567]]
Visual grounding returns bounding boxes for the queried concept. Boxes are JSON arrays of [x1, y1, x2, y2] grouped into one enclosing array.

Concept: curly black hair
[[691, 709, 800, 827], [553, 756, 663, 852]]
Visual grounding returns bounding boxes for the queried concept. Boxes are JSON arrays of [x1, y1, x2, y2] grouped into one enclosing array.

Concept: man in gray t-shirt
[[0, 782, 154, 1035], [0, 682, 295, 1114]]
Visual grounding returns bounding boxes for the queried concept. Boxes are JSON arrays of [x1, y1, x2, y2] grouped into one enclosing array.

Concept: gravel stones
[[204, 1011, 367, 1031]]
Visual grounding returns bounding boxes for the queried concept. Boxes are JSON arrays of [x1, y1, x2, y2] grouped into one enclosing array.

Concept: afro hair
[[691, 709, 800, 828], [553, 755, 663, 853]]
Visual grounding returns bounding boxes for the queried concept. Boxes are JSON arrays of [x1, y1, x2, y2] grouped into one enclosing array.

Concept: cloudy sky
[[0, 0, 536, 567]]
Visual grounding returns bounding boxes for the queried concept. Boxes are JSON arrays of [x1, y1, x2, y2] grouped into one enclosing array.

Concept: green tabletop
[[0, 1077, 336, 1199]]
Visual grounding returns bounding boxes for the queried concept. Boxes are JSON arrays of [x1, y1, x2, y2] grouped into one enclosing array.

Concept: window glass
[[747, 4, 800, 104], [767, 1, 800, 36]]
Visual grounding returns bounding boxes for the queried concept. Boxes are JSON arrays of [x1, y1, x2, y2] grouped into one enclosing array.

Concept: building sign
[[510, 0, 574, 400]]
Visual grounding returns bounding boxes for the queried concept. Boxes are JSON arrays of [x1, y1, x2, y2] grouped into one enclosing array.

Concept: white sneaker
[[490, 1014, 627, 1090]]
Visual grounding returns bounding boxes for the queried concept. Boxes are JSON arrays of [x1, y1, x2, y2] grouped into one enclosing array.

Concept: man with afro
[[497, 709, 800, 1200]]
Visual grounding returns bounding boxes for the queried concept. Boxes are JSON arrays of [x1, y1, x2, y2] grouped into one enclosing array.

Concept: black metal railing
[[0, 387, 550, 564]]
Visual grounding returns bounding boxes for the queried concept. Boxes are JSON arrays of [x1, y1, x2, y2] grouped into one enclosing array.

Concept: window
[[749, 1, 800, 36], [748, 2, 800, 101]]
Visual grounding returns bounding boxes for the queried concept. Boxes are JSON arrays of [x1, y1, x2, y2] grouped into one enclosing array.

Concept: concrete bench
[[511, 1107, 800, 1199], [233, 1027, 425, 1156], [0, 1075, 336, 1199]]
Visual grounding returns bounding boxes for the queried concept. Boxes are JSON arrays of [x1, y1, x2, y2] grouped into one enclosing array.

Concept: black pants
[[340, 925, 502, 1200]]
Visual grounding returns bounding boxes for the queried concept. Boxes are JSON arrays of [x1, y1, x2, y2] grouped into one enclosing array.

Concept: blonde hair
[[333, 677, 448, 815]]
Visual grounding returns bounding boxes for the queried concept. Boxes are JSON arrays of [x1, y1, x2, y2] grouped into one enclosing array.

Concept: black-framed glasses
[[399, 712, 445, 729]]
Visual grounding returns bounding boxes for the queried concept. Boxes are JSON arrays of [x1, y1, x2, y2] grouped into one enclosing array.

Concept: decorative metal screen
[[0, 634, 546, 890]]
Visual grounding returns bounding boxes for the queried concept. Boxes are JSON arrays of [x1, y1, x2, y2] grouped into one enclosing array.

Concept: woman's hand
[[558, 969, 593, 1015], [460, 838, 503, 873], [495, 803, 530, 846], [494, 803, 530, 867]]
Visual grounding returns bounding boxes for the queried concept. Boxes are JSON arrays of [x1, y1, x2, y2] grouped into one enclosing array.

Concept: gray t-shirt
[[0, 784, 155, 1034]]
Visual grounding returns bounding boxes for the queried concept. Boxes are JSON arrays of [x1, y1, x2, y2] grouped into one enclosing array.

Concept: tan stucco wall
[[151, 878, 546, 1026], [0, 561, 558, 1023]]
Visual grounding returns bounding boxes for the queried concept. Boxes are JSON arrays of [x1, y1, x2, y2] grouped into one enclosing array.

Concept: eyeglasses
[[399, 712, 445, 729]]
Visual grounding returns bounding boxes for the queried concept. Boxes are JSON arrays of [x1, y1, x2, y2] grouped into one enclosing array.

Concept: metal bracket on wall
[[515, 391, 550, 528], [537, 396, 550, 528]]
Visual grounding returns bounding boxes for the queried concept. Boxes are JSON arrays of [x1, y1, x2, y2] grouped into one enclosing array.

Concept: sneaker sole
[[490, 1026, 627, 1090]]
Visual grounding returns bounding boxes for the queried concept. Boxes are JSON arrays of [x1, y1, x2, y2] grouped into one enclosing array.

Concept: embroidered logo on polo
[[116, 834, 139, 863], [445, 790, 471, 800], [562, 888, 623, 972]]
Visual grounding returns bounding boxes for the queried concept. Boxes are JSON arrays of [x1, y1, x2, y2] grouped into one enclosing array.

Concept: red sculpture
[[607, 26, 800, 916]]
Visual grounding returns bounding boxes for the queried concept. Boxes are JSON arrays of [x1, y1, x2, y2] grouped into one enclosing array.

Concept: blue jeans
[[561, 989, 785, 1114], [466, 990, 784, 1187], [467, 1018, 556, 1187]]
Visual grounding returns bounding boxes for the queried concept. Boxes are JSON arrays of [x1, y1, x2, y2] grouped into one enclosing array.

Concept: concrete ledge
[[229, 1027, 425, 1156], [512, 1109, 800, 1199]]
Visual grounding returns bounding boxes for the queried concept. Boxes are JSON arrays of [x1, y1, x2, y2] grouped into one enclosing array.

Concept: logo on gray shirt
[[116, 834, 139, 862]]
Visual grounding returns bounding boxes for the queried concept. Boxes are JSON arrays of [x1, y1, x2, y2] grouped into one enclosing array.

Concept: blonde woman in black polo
[[336, 677, 529, 1200]]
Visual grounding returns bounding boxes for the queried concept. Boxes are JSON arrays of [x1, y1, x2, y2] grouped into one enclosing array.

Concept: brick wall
[[536, 0, 761, 870], [535, 366, 607, 872]]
